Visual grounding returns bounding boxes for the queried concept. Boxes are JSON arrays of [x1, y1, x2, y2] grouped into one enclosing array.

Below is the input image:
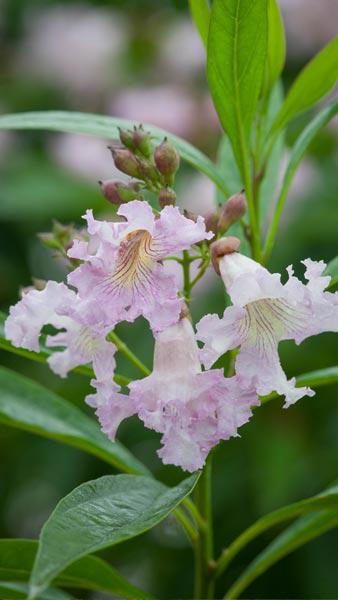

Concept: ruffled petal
[[4, 281, 75, 352], [86, 379, 135, 440], [153, 205, 213, 256], [196, 306, 247, 368]]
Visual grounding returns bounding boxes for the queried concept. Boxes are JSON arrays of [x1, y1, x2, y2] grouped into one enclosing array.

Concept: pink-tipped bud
[[99, 179, 140, 205], [158, 186, 176, 208], [132, 125, 152, 158], [108, 147, 143, 179], [154, 138, 180, 184], [210, 237, 240, 275], [218, 192, 247, 232]]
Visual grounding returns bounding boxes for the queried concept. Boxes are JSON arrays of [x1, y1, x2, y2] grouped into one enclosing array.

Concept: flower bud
[[108, 147, 143, 179], [118, 127, 134, 150], [137, 158, 160, 183], [210, 237, 241, 275], [158, 186, 176, 208], [132, 125, 152, 158], [218, 192, 247, 232], [204, 212, 219, 235], [154, 138, 180, 184], [99, 179, 140, 205]]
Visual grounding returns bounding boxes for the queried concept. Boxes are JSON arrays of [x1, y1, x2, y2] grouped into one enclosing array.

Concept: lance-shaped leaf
[[262, 0, 285, 94], [224, 507, 338, 599], [216, 482, 338, 577], [264, 99, 338, 258], [0, 539, 152, 600], [0, 366, 148, 475], [30, 473, 199, 597], [189, 0, 210, 47], [0, 583, 73, 600], [207, 0, 268, 176], [270, 35, 338, 135], [0, 111, 227, 194]]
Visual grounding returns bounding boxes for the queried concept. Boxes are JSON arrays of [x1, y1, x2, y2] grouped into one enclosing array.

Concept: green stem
[[263, 174, 290, 263], [107, 332, 150, 376], [174, 507, 199, 545], [194, 456, 215, 599], [182, 249, 192, 301]]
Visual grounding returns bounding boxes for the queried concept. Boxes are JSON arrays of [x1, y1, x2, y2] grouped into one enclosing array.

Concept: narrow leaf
[[216, 482, 338, 576], [207, 0, 268, 175], [225, 508, 338, 599], [30, 473, 199, 596], [270, 36, 338, 135], [0, 539, 152, 600], [0, 366, 148, 475], [0, 583, 73, 600], [189, 0, 210, 47], [325, 257, 338, 290], [264, 99, 338, 258], [263, 0, 286, 93], [0, 111, 227, 195], [261, 366, 338, 404]]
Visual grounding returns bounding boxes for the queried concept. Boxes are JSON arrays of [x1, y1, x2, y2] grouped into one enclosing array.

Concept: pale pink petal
[[4, 281, 75, 352], [196, 307, 247, 368], [153, 206, 213, 256], [86, 379, 135, 440]]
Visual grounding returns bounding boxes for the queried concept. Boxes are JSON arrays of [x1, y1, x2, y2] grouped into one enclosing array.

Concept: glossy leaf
[[0, 539, 152, 600], [263, 0, 285, 93], [270, 35, 338, 135], [0, 366, 148, 475], [0, 583, 73, 600], [325, 257, 338, 290], [216, 482, 338, 577], [0, 111, 227, 195], [30, 473, 199, 597], [264, 99, 338, 258], [189, 0, 210, 47], [207, 0, 268, 175], [224, 508, 338, 599]]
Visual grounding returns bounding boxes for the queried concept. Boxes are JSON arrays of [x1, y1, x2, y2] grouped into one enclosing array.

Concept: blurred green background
[[0, 0, 338, 598]]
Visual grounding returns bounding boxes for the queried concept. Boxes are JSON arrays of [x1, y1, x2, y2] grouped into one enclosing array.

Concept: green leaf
[[0, 311, 129, 386], [189, 0, 210, 47], [0, 539, 152, 600], [30, 473, 199, 597], [216, 482, 338, 577], [325, 257, 338, 290], [263, 0, 285, 94], [264, 99, 338, 258], [270, 36, 338, 135], [261, 366, 338, 404], [207, 0, 268, 175], [224, 508, 338, 599], [0, 366, 148, 475], [0, 111, 227, 195], [0, 582, 73, 600]]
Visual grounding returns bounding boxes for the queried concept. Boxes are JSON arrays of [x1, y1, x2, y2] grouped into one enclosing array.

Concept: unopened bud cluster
[[38, 221, 85, 268], [100, 125, 179, 209]]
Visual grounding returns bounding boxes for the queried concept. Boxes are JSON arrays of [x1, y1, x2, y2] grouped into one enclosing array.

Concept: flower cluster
[[5, 191, 338, 471]]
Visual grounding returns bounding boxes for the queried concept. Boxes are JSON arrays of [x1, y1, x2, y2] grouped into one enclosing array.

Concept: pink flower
[[196, 253, 338, 407], [5, 281, 116, 381], [126, 317, 258, 472], [68, 200, 213, 332]]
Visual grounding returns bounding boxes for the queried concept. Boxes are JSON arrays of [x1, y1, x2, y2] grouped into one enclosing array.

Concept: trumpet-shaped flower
[[5, 280, 116, 381], [122, 316, 258, 471], [196, 252, 338, 407], [67, 200, 212, 332]]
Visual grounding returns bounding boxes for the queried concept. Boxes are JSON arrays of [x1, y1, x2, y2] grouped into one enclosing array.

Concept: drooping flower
[[67, 200, 213, 332], [196, 247, 338, 407], [93, 314, 257, 472], [5, 280, 116, 381]]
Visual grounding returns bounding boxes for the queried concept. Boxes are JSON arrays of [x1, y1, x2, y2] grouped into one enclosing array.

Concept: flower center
[[111, 229, 155, 289]]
